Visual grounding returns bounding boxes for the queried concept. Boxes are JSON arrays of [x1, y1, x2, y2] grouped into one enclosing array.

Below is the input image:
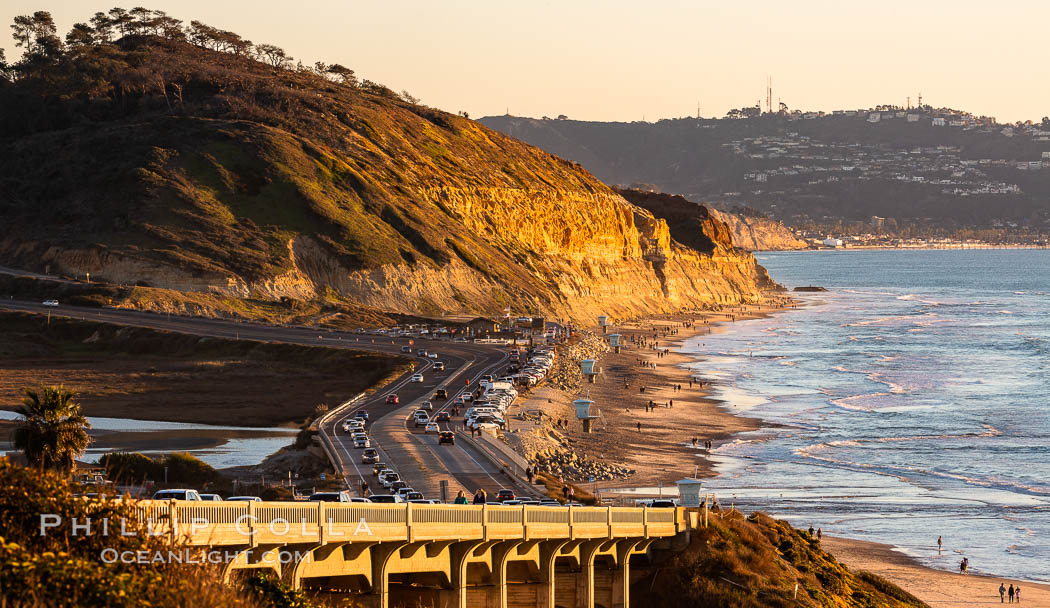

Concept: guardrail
[[314, 392, 367, 488], [132, 502, 687, 546]]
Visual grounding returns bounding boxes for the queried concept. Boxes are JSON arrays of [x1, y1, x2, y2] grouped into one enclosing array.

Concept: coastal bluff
[[0, 35, 769, 323]]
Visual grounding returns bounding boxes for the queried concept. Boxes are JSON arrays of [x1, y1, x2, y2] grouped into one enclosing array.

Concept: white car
[[410, 373, 424, 383], [420, 400, 433, 410], [427, 352, 438, 359], [42, 299, 59, 307], [353, 436, 370, 448], [424, 422, 439, 433]]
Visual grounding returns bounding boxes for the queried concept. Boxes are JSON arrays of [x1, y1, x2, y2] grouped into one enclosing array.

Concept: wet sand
[[823, 536, 1050, 607]]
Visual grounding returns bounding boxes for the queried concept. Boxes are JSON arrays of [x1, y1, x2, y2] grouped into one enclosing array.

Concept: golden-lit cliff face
[[709, 209, 809, 251], [0, 38, 771, 323]]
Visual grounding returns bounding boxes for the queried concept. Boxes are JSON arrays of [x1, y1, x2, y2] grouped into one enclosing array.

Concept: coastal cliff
[[0, 28, 769, 323], [709, 209, 809, 251]]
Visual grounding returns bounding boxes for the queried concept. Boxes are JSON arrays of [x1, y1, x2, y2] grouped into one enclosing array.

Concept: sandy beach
[[823, 536, 1050, 607], [507, 296, 796, 490]]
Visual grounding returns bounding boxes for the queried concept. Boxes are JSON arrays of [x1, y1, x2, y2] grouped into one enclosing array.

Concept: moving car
[[308, 491, 352, 502], [198, 493, 222, 502], [226, 496, 262, 502], [420, 400, 433, 410], [433, 362, 445, 371], [410, 373, 424, 383], [152, 489, 201, 501], [42, 299, 59, 307], [424, 422, 439, 434], [400, 346, 413, 353], [413, 414, 430, 427], [404, 492, 425, 501], [416, 349, 427, 357], [385, 394, 400, 404], [368, 494, 404, 503], [354, 411, 369, 420], [353, 436, 370, 448], [434, 411, 450, 422], [434, 389, 448, 399], [438, 431, 455, 445], [495, 489, 515, 502], [361, 448, 379, 464]]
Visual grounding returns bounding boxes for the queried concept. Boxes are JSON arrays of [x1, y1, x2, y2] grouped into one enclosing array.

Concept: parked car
[[152, 489, 201, 501], [368, 494, 404, 503], [42, 299, 59, 307], [434, 389, 448, 399], [495, 489, 515, 502], [385, 394, 399, 404], [424, 422, 439, 434], [198, 493, 222, 502], [361, 448, 379, 464], [438, 431, 455, 445], [410, 373, 424, 383], [226, 496, 263, 502]]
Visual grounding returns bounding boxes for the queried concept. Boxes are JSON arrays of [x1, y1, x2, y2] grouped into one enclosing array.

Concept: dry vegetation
[[0, 311, 410, 427]]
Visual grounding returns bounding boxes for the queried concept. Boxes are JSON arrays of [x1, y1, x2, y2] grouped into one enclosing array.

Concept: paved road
[[0, 298, 534, 500]]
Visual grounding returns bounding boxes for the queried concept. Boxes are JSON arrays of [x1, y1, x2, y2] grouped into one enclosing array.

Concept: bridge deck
[[135, 501, 687, 546]]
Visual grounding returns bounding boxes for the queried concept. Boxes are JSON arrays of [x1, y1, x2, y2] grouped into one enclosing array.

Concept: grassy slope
[[635, 511, 928, 608]]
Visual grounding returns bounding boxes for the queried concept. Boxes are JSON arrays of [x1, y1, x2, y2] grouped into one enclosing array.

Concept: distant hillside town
[[481, 106, 1050, 244]]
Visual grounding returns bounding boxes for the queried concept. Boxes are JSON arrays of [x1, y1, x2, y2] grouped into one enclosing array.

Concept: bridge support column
[[370, 542, 407, 608], [577, 540, 604, 608], [491, 540, 524, 608], [612, 540, 642, 608], [540, 540, 571, 608], [450, 540, 486, 608]]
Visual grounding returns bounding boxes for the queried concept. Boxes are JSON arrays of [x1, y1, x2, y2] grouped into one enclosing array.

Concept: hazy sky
[[4, 0, 1050, 123]]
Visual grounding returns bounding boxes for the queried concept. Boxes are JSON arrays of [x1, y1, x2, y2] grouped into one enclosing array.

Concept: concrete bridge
[[137, 501, 694, 608]]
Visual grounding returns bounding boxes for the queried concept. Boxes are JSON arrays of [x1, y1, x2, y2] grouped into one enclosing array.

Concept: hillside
[[637, 511, 928, 608], [616, 189, 807, 251], [480, 113, 1050, 232], [0, 11, 770, 323]]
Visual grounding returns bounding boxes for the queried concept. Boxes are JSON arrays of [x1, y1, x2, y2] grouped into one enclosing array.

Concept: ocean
[[681, 249, 1050, 583]]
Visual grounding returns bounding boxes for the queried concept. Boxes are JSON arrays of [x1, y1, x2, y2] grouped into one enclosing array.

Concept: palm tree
[[14, 385, 91, 473]]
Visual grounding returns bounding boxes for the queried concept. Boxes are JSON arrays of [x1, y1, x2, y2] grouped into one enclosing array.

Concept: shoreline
[[657, 294, 1048, 600], [822, 535, 1050, 607]]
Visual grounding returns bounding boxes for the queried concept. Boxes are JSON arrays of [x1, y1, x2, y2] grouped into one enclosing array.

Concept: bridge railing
[[132, 502, 688, 546]]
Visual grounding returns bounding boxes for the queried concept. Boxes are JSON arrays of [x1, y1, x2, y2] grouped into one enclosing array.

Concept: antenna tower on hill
[[766, 77, 773, 114]]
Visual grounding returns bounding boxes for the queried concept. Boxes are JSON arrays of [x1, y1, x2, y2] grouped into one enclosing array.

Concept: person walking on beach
[[817, 528, 822, 541], [637, 422, 642, 432], [692, 436, 698, 448], [1009, 585, 1015, 603], [1000, 583, 1006, 603], [1016, 587, 1021, 602], [959, 557, 968, 575], [808, 525, 815, 537]]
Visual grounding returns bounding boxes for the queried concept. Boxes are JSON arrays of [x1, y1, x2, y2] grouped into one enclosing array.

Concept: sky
[[4, 0, 1050, 123]]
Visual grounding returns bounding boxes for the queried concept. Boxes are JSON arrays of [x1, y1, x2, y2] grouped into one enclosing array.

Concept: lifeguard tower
[[581, 359, 599, 383], [573, 398, 600, 433]]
